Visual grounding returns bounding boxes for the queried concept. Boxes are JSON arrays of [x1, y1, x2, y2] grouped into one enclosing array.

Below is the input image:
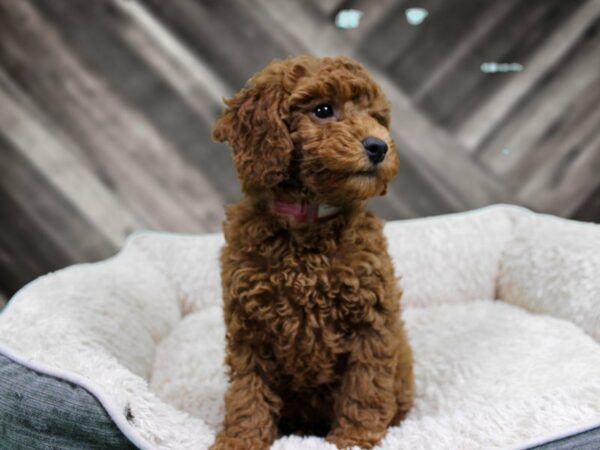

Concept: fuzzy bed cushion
[[0, 204, 599, 450]]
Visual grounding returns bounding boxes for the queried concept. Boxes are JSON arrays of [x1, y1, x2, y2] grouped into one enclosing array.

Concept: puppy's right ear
[[212, 69, 293, 192]]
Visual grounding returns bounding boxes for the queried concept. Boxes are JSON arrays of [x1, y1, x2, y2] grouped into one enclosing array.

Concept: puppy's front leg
[[211, 368, 281, 450], [326, 332, 398, 450]]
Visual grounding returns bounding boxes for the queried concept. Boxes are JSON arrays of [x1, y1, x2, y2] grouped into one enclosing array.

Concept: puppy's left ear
[[212, 70, 293, 191]]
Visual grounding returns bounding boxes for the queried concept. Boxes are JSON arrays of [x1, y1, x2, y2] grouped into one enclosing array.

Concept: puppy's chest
[[245, 251, 375, 329], [262, 258, 352, 381], [228, 247, 387, 383]]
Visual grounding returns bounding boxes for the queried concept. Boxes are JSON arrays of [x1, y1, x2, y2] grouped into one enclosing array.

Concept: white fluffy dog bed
[[1, 205, 599, 449]]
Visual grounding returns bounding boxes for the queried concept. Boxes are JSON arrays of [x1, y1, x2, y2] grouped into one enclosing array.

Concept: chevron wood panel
[[0, 0, 598, 300]]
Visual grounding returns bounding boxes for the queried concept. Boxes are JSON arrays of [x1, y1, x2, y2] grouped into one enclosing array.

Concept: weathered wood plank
[[324, 0, 401, 45], [457, 0, 600, 150], [306, 0, 346, 17], [0, 189, 52, 297], [417, 0, 576, 131], [32, 0, 242, 204], [357, 0, 444, 69], [572, 183, 600, 224], [140, 0, 304, 89], [0, 132, 116, 264], [0, 188, 70, 299], [517, 122, 600, 216], [477, 21, 600, 181], [0, 134, 117, 298], [0, 0, 224, 232], [371, 152, 456, 219], [387, 0, 492, 95], [0, 68, 143, 247], [412, 0, 517, 102], [507, 78, 600, 191], [114, 0, 232, 122], [254, 0, 509, 211]]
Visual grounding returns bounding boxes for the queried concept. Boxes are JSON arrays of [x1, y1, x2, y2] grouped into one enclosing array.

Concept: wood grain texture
[[478, 18, 600, 181], [0, 68, 142, 247], [0, 133, 115, 297], [358, 0, 445, 69], [0, 0, 598, 300], [457, 0, 599, 149], [0, 0, 225, 230], [573, 183, 600, 223]]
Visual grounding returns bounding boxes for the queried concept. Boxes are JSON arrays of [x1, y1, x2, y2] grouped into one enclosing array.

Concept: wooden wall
[[0, 0, 599, 302]]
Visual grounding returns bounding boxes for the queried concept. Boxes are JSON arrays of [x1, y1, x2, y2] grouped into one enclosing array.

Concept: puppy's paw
[[326, 427, 382, 449], [325, 436, 366, 450], [210, 434, 271, 450]]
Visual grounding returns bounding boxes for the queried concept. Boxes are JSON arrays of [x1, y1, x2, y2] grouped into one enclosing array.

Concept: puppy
[[210, 55, 413, 450]]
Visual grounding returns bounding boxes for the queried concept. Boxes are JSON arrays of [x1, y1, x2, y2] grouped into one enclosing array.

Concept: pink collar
[[271, 199, 342, 223]]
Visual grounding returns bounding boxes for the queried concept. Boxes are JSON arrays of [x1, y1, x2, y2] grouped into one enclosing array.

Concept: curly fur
[[210, 55, 414, 450]]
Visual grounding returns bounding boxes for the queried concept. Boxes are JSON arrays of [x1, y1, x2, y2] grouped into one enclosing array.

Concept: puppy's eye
[[371, 113, 388, 126], [313, 104, 334, 119]]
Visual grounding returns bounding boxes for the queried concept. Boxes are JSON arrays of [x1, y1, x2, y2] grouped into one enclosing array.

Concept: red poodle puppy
[[210, 54, 414, 450]]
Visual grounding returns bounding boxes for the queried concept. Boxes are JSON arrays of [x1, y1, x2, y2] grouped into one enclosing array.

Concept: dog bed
[[1, 204, 599, 450]]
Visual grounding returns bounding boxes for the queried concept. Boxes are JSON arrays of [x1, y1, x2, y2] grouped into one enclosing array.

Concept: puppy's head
[[213, 55, 399, 204]]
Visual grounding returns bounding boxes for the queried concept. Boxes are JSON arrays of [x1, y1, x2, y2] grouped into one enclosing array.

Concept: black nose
[[362, 137, 388, 164]]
